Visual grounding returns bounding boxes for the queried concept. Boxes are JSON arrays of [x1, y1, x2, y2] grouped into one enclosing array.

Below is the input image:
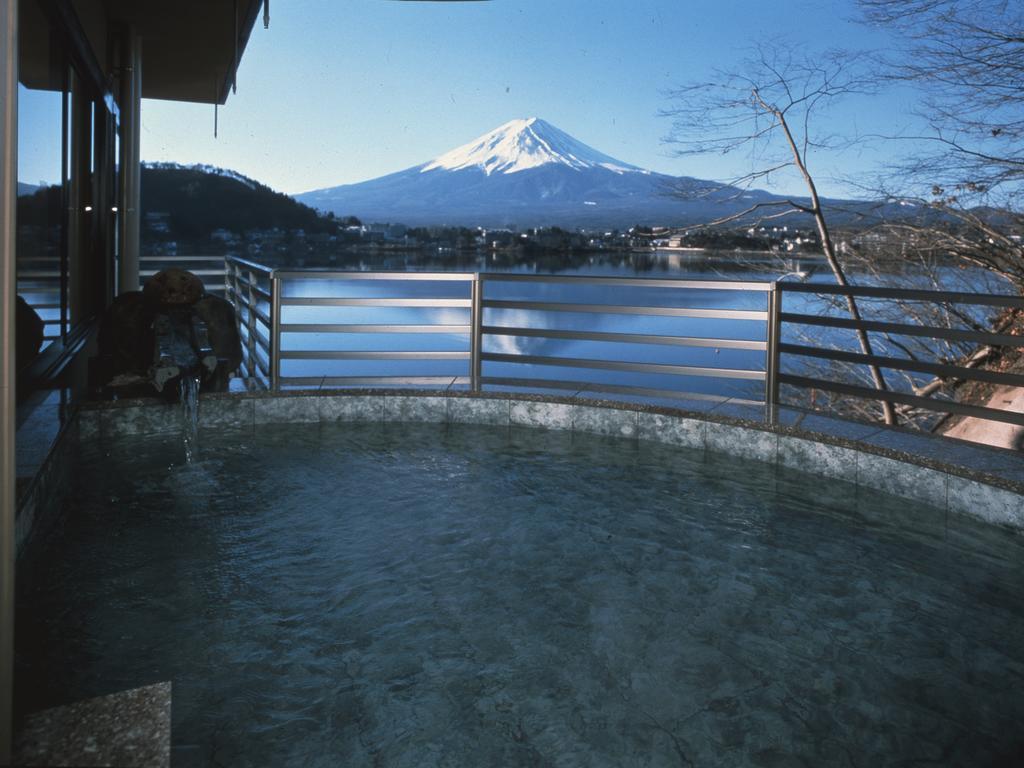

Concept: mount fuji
[[296, 118, 784, 228]]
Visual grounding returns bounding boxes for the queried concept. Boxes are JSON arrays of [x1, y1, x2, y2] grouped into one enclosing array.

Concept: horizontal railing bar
[[282, 375, 471, 387], [481, 273, 773, 291], [281, 323, 471, 334], [280, 350, 470, 360], [140, 255, 225, 263], [282, 298, 472, 308], [231, 277, 260, 294], [482, 325, 767, 350], [228, 278, 271, 301], [274, 270, 476, 281], [226, 256, 275, 275], [238, 325, 270, 354], [245, 350, 270, 378], [238, 304, 271, 329], [484, 299, 766, 320], [482, 376, 758, 404], [227, 281, 258, 298], [140, 269, 224, 277], [137, 282, 225, 293], [780, 282, 1024, 308], [780, 342, 1024, 388], [780, 312, 1024, 347], [16, 271, 60, 278], [779, 373, 1024, 428], [481, 352, 765, 380], [24, 303, 60, 310]]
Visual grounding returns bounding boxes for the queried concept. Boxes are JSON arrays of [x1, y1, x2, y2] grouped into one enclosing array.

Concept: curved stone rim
[[77, 388, 1024, 532]]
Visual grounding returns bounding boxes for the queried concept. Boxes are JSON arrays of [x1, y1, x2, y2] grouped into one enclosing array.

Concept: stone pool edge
[[61, 389, 1024, 539]]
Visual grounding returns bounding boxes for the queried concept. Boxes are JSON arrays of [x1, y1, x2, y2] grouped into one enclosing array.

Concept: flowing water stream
[[179, 374, 201, 462]]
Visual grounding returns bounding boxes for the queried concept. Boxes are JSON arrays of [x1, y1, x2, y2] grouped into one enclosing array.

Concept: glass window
[[17, 0, 69, 365]]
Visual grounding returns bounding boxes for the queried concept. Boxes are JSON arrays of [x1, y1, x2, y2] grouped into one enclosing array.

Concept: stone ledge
[[14, 682, 171, 768], [77, 389, 1024, 532]]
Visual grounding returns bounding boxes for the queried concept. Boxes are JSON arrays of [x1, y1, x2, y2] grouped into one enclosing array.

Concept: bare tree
[[857, 0, 1024, 287], [860, 0, 1024, 206], [662, 45, 898, 424]]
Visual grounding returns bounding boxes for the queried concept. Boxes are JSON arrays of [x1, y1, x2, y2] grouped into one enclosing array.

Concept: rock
[[142, 268, 204, 306], [192, 295, 242, 391]]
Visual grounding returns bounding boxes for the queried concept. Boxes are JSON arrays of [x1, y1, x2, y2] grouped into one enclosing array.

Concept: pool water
[[16, 421, 1024, 766]]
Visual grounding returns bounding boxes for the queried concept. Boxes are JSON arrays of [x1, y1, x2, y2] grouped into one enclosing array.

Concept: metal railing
[[774, 282, 1024, 428], [225, 257, 1024, 429], [226, 257, 275, 382]]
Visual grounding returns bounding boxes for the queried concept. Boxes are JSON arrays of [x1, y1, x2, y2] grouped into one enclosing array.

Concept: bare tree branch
[[663, 44, 898, 423]]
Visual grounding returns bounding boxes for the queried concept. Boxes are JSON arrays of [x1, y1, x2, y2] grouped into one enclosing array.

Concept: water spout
[[180, 374, 200, 463]]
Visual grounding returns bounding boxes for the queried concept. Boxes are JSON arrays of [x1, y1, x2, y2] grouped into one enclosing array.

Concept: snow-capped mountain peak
[[420, 117, 645, 176]]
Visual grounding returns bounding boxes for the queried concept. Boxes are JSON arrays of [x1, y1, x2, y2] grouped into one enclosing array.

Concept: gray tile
[[384, 395, 448, 422], [947, 475, 1024, 530], [319, 394, 384, 423], [854, 483, 947, 539], [199, 397, 254, 429], [777, 435, 860, 481], [855, 452, 948, 511], [448, 397, 509, 426], [510, 400, 572, 430], [775, 464, 859, 516], [253, 396, 320, 424], [705, 422, 778, 464], [572, 405, 637, 439], [105, 405, 178, 436], [637, 412, 706, 449]]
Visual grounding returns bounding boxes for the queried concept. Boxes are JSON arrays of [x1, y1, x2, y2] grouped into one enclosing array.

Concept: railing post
[[246, 268, 257, 381], [765, 281, 782, 423], [230, 261, 244, 374], [470, 273, 483, 392], [270, 272, 281, 391]]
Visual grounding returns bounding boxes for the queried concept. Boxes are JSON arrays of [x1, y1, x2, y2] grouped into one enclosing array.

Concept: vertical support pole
[[765, 282, 782, 424], [117, 28, 141, 296], [67, 70, 85, 322], [246, 269, 257, 381], [0, 1, 16, 761], [469, 274, 483, 392], [270, 272, 280, 391]]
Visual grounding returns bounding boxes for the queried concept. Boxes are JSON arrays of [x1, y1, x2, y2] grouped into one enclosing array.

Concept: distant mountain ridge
[[141, 163, 334, 241], [17, 182, 38, 197], [296, 117, 811, 228]]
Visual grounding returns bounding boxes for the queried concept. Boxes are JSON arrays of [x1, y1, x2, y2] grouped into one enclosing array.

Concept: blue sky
[[22, 0, 921, 198]]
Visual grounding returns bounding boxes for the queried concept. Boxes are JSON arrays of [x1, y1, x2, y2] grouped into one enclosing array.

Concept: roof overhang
[[19, 0, 265, 105], [103, 0, 265, 105]]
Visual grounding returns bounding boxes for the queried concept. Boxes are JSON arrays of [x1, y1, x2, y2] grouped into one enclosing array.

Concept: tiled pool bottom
[[16, 422, 1024, 767]]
